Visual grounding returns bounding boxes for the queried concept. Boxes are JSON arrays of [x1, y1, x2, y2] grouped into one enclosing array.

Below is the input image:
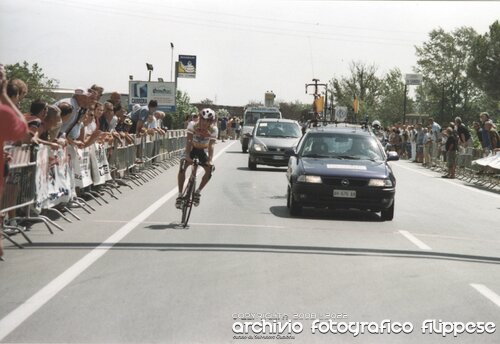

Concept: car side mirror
[[285, 149, 297, 157], [387, 151, 399, 161]]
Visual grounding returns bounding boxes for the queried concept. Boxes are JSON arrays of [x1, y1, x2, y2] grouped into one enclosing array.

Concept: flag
[[353, 95, 359, 114]]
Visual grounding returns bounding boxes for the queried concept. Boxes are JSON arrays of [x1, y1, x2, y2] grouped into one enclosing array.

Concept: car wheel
[[288, 185, 302, 216], [381, 201, 394, 221], [286, 186, 291, 208], [248, 159, 257, 170]]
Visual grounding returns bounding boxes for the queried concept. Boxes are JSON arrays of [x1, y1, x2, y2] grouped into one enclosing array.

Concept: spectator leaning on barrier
[[90, 84, 104, 101], [0, 74, 28, 261], [56, 87, 91, 136], [6, 79, 28, 108], [484, 120, 500, 153], [131, 99, 157, 135]]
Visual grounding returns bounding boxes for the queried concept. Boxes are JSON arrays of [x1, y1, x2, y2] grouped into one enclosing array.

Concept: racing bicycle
[[180, 157, 199, 228]]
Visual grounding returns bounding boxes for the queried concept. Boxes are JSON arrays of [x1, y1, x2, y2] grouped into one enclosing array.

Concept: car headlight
[[368, 179, 393, 187], [253, 143, 267, 152], [297, 175, 322, 183]]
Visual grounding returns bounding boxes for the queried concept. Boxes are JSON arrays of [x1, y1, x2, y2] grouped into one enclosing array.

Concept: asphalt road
[[1, 140, 499, 343]]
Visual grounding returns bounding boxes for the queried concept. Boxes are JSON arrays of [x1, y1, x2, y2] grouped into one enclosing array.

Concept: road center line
[[470, 284, 500, 308], [399, 230, 432, 250], [0, 141, 235, 342]]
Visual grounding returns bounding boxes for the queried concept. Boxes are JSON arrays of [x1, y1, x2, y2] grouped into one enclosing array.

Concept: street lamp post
[[170, 42, 174, 82], [146, 63, 154, 82]]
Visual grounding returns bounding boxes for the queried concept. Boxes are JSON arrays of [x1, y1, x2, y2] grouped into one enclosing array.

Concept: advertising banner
[[69, 146, 93, 189], [35, 145, 72, 210], [129, 81, 176, 112], [90, 143, 112, 186], [178, 55, 196, 78]]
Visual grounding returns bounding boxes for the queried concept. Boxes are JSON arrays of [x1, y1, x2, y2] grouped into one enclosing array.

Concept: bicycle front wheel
[[181, 179, 196, 227]]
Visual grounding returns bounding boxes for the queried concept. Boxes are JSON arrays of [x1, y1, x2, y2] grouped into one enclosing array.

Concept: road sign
[[335, 106, 348, 121], [405, 74, 423, 85]]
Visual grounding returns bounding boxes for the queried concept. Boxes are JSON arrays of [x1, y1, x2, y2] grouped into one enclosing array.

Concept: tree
[[277, 100, 309, 121], [468, 20, 500, 113], [373, 68, 413, 125], [173, 90, 197, 129], [199, 98, 214, 105], [329, 61, 380, 120], [415, 27, 483, 124], [5, 61, 58, 113]]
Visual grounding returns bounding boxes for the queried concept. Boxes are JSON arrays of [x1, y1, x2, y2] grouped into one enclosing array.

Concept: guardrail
[[1, 130, 186, 248]]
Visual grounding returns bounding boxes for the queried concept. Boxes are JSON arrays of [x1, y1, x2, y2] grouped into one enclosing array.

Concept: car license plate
[[272, 155, 283, 160], [333, 190, 356, 198]]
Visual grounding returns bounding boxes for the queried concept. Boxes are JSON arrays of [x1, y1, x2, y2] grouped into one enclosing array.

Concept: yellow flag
[[353, 95, 359, 114]]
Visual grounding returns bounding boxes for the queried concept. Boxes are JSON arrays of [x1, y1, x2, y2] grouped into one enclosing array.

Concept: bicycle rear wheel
[[181, 179, 195, 227]]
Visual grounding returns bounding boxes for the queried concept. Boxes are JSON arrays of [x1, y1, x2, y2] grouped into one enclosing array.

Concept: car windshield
[[255, 122, 301, 138], [244, 112, 281, 126], [299, 133, 385, 160]]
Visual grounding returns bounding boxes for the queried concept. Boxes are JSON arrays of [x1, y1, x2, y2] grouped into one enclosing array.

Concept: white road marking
[[399, 230, 432, 250], [0, 141, 235, 342], [394, 162, 500, 199], [470, 284, 500, 308]]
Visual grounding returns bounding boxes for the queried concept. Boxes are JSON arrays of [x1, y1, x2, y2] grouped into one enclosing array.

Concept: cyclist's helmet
[[372, 120, 381, 129], [200, 108, 215, 121]]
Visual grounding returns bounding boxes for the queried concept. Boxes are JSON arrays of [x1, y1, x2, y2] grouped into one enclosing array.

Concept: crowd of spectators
[[0, 69, 171, 260], [373, 114, 500, 178]]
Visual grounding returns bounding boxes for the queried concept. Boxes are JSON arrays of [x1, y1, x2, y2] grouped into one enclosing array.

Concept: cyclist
[[176, 108, 218, 208]]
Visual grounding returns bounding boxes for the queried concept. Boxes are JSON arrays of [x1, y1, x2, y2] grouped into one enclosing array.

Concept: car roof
[[306, 123, 373, 136], [256, 118, 298, 124]]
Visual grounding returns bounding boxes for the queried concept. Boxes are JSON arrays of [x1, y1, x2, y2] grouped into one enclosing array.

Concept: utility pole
[[305, 78, 328, 121]]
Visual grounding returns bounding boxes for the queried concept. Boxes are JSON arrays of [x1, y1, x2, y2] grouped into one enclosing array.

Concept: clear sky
[[1, 0, 499, 106]]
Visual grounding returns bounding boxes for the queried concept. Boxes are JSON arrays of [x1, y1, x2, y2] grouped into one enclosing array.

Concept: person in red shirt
[[0, 73, 28, 261]]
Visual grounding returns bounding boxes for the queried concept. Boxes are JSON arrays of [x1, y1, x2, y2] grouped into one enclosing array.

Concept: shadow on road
[[270, 206, 382, 222], [145, 223, 186, 230], [23, 242, 500, 266], [236, 167, 287, 173]]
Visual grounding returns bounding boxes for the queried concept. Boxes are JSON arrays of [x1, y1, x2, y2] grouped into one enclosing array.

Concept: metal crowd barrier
[[1, 130, 186, 248]]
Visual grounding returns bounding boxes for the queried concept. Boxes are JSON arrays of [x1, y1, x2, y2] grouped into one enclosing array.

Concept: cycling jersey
[[186, 121, 218, 149]]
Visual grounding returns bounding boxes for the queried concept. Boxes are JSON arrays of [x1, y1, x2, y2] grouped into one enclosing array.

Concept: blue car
[[286, 123, 399, 220]]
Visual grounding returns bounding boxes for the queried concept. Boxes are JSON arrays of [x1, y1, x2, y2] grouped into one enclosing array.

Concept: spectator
[[220, 117, 228, 142], [90, 84, 104, 101], [415, 123, 424, 163], [423, 127, 433, 167], [479, 112, 492, 156], [442, 127, 457, 179], [427, 117, 441, 166], [0, 77, 28, 261], [107, 91, 121, 106], [440, 129, 447, 162], [235, 118, 242, 139], [6, 79, 28, 108], [131, 99, 157, 135], [55, 87, 91, 136], [408, 125, 417, 162], [484, 120, 500, 153], [39, 105, 63, 145], [455, 117, 472, 152], [24, 99, 48, 140], [154, 111, 167, 130], [99, 102, 118, 132], [472, 121, 483, 149]]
